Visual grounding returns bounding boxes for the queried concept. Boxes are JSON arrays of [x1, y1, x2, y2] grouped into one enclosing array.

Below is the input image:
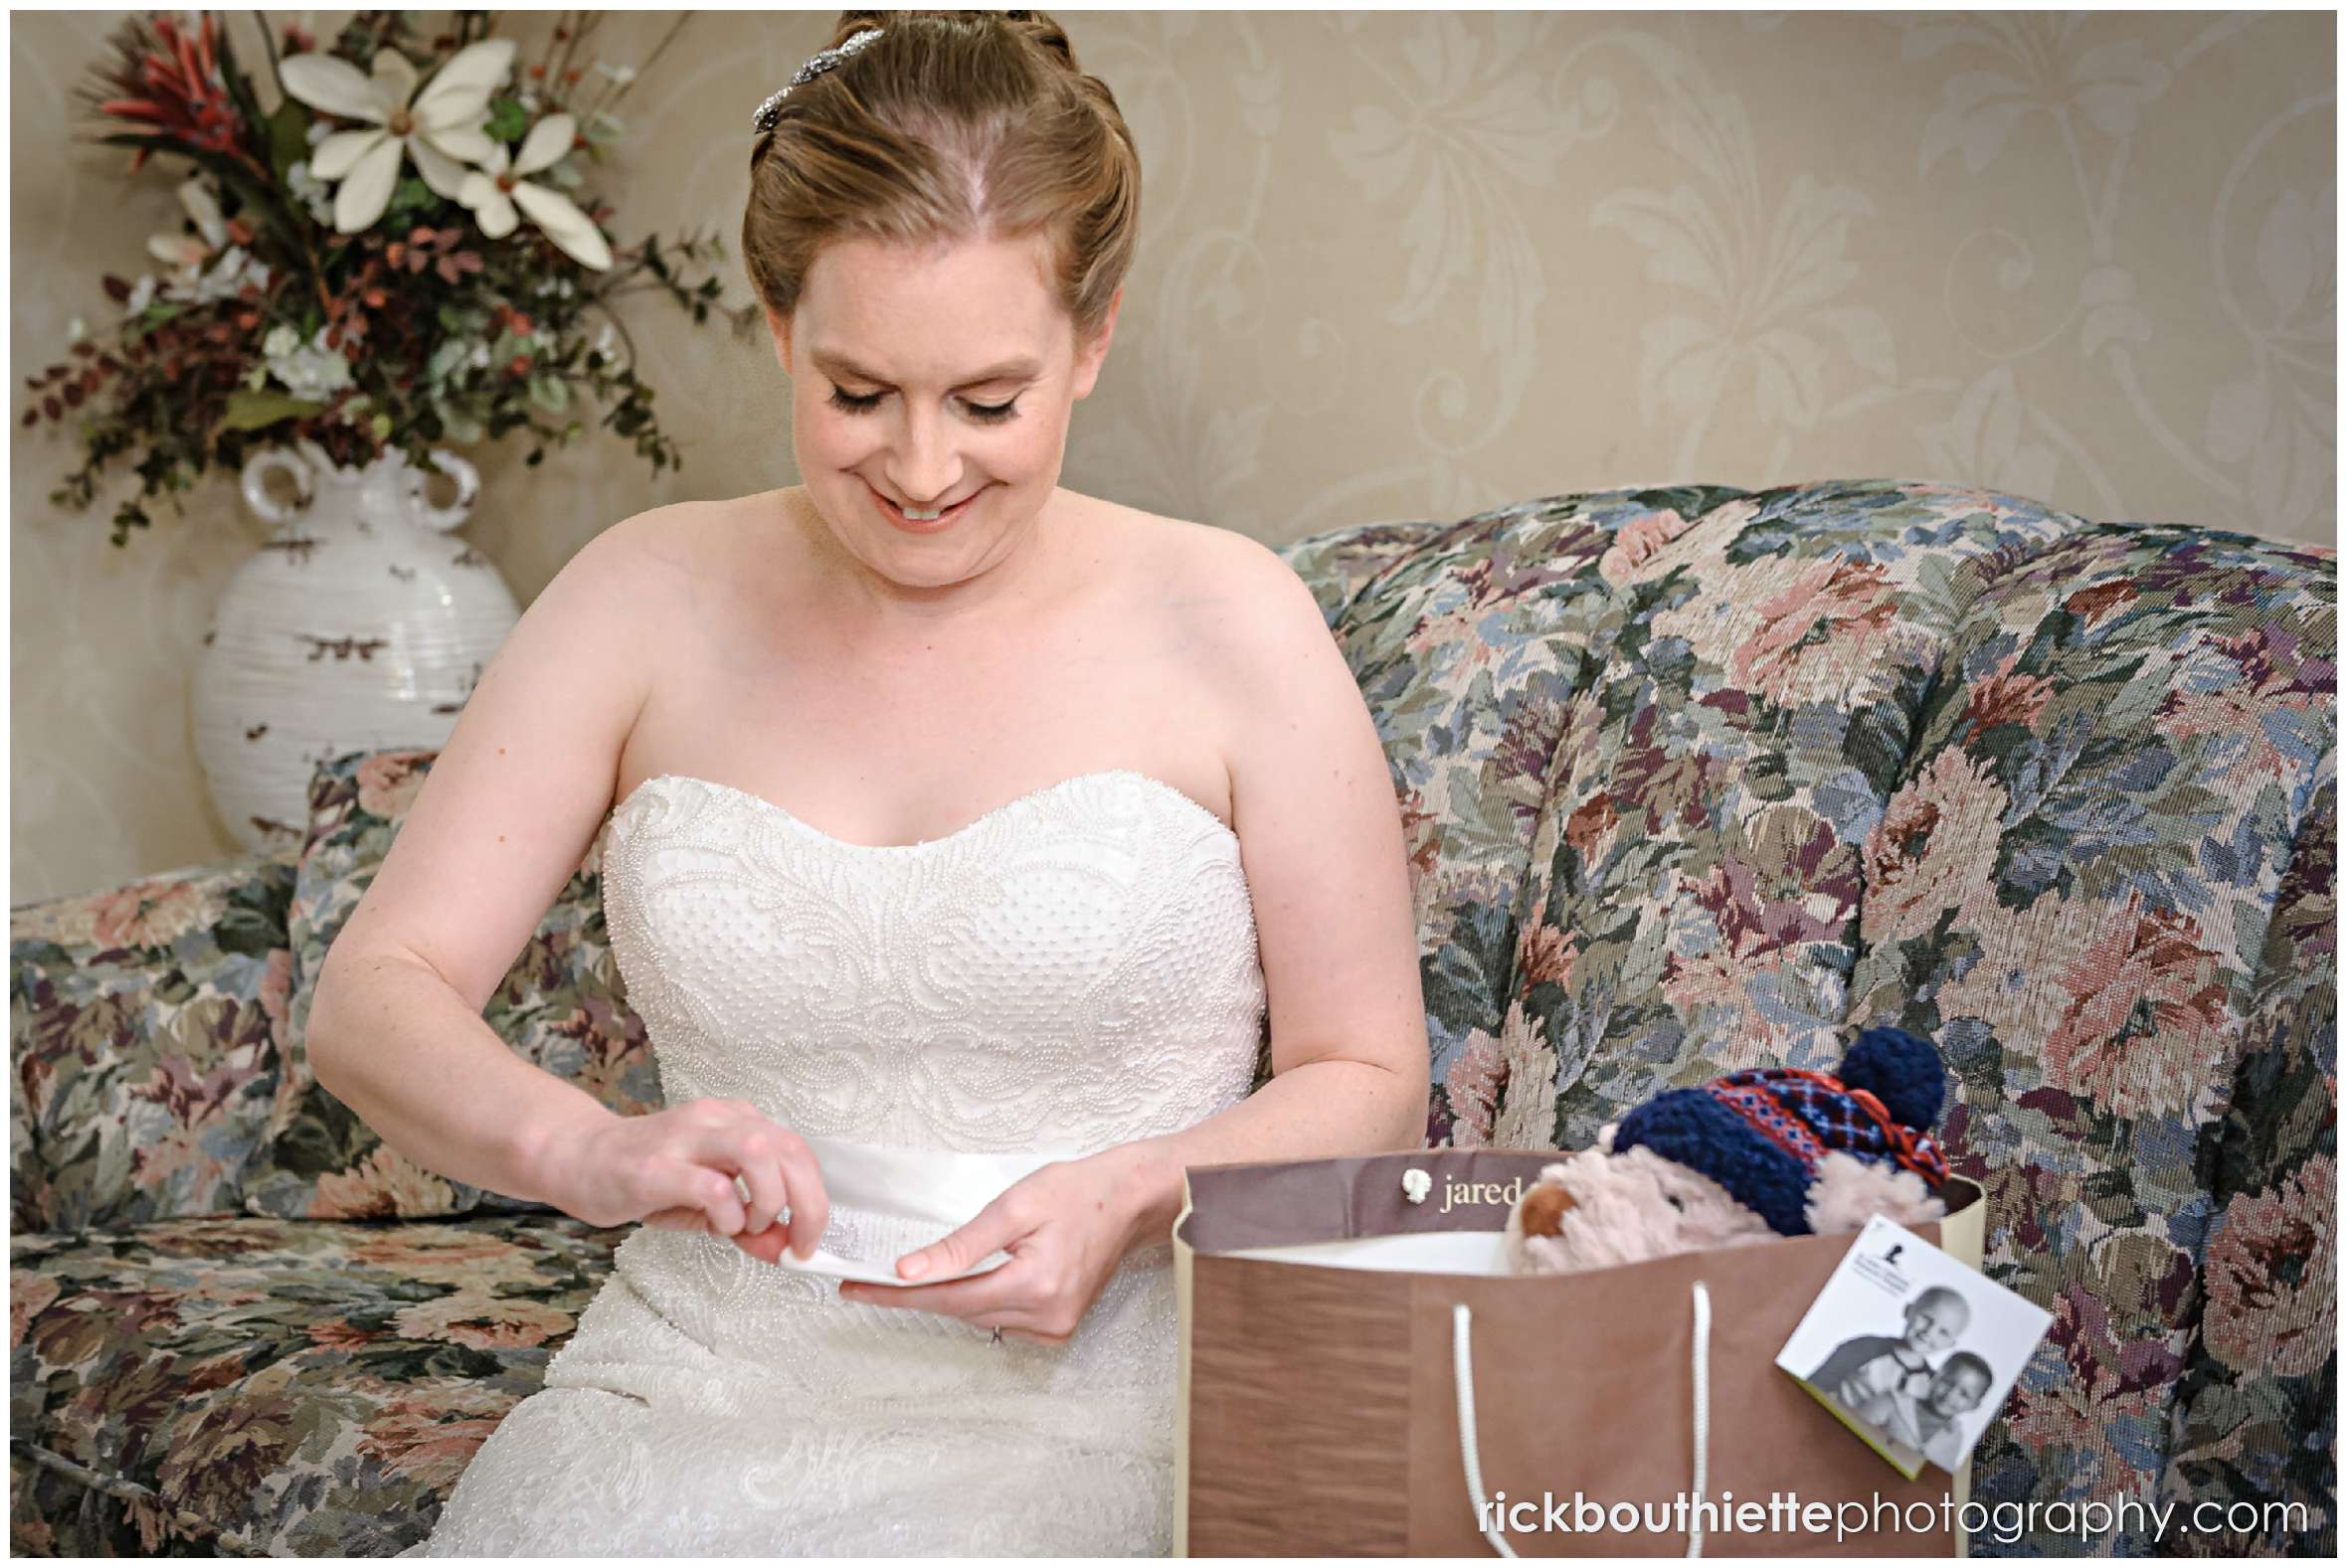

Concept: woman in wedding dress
[[307, 9, 1428, 1556]]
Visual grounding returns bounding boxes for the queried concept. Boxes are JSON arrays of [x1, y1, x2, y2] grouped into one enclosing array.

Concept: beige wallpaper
[[9, 8, 2336, 903]]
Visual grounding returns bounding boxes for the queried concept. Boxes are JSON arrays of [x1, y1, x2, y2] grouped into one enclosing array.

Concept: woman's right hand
[[545, 1098, 829, 1266]]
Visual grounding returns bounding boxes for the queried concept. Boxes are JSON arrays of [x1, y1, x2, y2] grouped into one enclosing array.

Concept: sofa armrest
[[9, 849, 299, 1232], [2158, 753, 2338, 1555]]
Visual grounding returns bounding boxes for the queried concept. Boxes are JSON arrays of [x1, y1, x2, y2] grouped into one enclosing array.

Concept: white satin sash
[[750, 1132, 1092, 1286]]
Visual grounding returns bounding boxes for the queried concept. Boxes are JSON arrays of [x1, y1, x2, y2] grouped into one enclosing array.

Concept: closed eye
[[826, 386, 1021, 425], [1664, 1193, 1685, 1212]]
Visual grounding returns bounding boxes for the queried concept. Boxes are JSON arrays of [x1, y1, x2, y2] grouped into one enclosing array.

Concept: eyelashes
[[825, 386, 1021, 425]]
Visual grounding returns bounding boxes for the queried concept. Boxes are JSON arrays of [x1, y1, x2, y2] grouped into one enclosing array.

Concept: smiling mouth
[[869, 480, 984, 525]]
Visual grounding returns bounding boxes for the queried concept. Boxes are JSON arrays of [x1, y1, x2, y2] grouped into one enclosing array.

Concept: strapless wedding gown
[[414, 769, 1266, 1556]]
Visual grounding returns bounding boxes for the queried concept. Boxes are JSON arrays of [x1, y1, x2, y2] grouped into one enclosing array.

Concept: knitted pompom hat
[[1609, 1026, 1950, 1238]]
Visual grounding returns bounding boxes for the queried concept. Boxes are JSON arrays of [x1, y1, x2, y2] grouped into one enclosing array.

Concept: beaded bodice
[[595, 768, 1268, 1330], [601, 769, 1267, 1153]]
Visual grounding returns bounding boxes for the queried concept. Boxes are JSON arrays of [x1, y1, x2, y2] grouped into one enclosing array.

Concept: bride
[[310, 8, 1428, 1556]]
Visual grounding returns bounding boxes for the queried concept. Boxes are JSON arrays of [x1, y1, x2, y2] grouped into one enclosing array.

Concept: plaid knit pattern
[[1704, 1066, 1949, 1187]]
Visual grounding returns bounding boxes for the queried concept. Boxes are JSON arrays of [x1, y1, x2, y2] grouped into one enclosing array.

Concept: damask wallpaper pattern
[[8, 9, 2335, 901]]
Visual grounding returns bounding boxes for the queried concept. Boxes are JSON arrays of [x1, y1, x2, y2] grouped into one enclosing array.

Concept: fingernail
[[902, 1255, 929, 1279]]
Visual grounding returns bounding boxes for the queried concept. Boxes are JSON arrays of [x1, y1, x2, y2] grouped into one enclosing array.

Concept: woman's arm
[[1101, 532, 1432, 1253], [312, 509, 827, 1254], [308, 949, 625, 1203], [306, 513, 668, 1204]]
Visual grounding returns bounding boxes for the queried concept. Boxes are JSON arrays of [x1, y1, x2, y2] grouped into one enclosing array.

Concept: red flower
[[88, 12, 251, 173]]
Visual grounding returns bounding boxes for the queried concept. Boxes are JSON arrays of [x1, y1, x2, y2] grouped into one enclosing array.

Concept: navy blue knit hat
[[1610, 1027, 1949, 1238]]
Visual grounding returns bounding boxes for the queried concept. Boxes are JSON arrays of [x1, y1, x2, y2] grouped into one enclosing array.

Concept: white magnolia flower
[[138, 177, 271, 304], [263, 324, 354, 401], [279, 39, 515, 234], [146, 177, 228, 273], [455, 113, 613, 270], [125, 274, 159, 316], [138, 177, 269, 304]]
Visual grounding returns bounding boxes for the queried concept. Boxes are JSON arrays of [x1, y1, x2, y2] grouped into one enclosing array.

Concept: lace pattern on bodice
[[602, 768, 1265, 1149]]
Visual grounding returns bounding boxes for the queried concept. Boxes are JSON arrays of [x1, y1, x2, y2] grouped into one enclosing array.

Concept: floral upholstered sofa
[[11, 478, 2335, 1556]]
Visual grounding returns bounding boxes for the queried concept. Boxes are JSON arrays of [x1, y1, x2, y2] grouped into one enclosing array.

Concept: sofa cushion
[[9, 1211, 619, 1556], [9, 850, 299, 1232], [1480, 478, 2335, 1551], [237, 750, 661, 1221], [1846, 519, 2337, 1549], [1271, 484, 1750, 1147]]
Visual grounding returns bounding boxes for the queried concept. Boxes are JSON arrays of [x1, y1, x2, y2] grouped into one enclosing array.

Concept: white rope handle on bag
[[1451, 1302, 1519, 1558], [1452, 1280, 1715, 1560], [1688, 1279, 1712, 1559]]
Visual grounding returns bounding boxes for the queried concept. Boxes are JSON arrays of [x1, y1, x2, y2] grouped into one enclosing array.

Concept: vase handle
[[418, 450, 480, 533], [241, 448, 313, 526]]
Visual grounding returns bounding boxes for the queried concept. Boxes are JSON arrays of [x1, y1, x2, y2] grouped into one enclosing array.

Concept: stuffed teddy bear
[[1504, 1026, 1951, 1275]]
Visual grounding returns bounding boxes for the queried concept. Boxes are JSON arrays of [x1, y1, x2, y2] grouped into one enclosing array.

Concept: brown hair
[[744, 9, 1140, 348]]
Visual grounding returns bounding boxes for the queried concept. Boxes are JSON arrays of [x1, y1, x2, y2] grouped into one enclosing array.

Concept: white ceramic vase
[[193, 438, 520, 853]]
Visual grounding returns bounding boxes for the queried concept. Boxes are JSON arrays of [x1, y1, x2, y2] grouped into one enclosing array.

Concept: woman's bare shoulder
[[1104, 500, 1291, 595], [574, 492, 796, 618], [1118, 503, 1311, 633], [594, 491, 764, 563]]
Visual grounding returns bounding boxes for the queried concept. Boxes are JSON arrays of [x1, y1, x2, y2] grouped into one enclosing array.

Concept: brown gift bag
[[1173, 1149, 1987, 1557]]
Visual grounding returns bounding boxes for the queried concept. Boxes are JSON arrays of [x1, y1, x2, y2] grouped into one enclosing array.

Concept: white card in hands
[[765, 1243, 1012, 1287], [722, 1130, 1073, 1289]]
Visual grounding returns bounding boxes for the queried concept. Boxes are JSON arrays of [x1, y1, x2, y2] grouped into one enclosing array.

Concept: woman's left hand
[[833, 1149, 1148, 1344]]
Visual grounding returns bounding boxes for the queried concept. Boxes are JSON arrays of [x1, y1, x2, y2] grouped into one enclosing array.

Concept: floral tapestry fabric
[[9, 1212, 623, 1556], [8, 850, 299, 1231], [236, 749, 660, 1221]]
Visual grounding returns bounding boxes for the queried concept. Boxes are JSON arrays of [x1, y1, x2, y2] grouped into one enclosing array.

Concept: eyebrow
[[810, 349, 1041, 389]]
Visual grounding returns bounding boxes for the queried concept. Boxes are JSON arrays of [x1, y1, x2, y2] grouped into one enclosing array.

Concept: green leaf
[[527, 376, 570, 415], [428, 339, 473, 382], [211, 20, 271, 142], [214, 389, 324, 436], [383, 175, 436, 221], [435, 400, 486, 443], [269, 101, 311, 182], [486, 97, 529, 142]]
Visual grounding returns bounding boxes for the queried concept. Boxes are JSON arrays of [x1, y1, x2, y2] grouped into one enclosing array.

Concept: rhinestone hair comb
[[752, 26, 885, 134]]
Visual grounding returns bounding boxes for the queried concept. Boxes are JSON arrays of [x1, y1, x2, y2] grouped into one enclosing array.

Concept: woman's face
[[770, 231, 1118, 601]]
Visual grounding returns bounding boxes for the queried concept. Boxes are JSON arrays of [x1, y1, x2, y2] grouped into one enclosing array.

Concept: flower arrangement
[[26, 10, 760, 546]]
